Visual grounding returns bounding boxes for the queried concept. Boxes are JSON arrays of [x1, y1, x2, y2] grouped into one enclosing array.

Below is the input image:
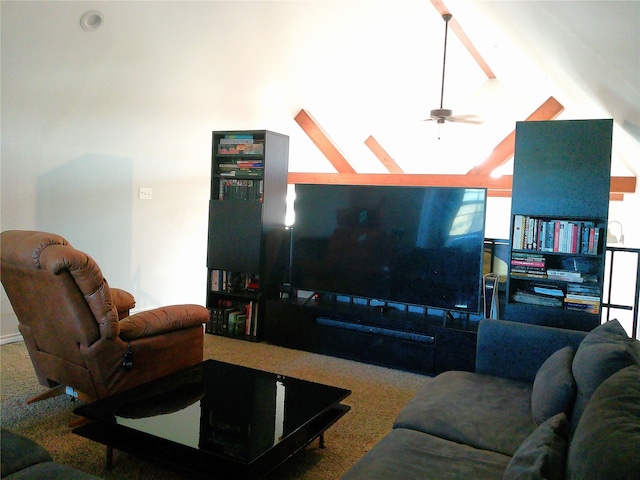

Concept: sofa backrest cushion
[[531, 346, 576, 425], [502, 412, 569, 480], [570, 319, 640, 429], [476, 320, 586, 384], [566, 365, 640, 480]]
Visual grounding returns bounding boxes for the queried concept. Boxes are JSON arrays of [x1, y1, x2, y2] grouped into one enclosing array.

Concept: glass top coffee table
[[73, 359, 351, 479]]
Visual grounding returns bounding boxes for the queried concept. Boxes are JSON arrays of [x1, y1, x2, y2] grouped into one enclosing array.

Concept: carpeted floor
[[1, 334, 430, 479]]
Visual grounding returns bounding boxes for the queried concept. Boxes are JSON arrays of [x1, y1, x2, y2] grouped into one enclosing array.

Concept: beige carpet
[[1, 334, 429, 479]]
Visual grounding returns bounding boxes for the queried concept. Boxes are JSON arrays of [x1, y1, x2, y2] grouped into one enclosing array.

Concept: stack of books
[[564, 283, 601, 314], [546, 269, 597, 283], [510, 253, 547, 279]]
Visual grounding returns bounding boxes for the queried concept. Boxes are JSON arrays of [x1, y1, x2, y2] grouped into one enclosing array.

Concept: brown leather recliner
[[0, 230, 209, 403]]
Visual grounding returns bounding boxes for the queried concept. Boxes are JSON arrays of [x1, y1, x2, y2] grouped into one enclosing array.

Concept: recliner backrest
[[1, 231, 120, 358]]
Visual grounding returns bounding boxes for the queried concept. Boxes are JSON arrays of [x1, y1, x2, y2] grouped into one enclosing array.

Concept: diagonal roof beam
[[466, 96, 565, 176], [430, 0, 496, 79], [364, 135, 405, 173], [294, 109, 356, 174]]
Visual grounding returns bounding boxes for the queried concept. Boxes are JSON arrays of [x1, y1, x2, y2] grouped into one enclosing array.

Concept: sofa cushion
[[570, 319, 639, 429], [0, 429, 52, 477], [531, 346, 576, 425], [394, 371, 536, 456], [340, 427, 511, 480], [502, 413, 569, 480], [4, 462, 103, 480], [566, 365, 640, 480]]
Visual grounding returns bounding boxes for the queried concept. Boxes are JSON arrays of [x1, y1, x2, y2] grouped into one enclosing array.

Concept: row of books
[[218, 178, 263, 201], [210, 270, 260, 293], [217, 134, 264, 155], [512, 215, 600, 255], [207, 298, 259, 337]]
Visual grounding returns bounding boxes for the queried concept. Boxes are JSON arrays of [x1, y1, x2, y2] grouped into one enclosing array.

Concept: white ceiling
[[1, 0, 638, 176], [464, 0, 639, 140]]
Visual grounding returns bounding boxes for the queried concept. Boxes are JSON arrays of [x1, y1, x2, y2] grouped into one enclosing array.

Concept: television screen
[[290, 184, 487, 313]]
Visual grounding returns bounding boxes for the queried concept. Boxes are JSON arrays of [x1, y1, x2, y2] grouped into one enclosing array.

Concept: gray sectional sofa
[[0, 428, 101, 479], [341, 318, 640, 480]]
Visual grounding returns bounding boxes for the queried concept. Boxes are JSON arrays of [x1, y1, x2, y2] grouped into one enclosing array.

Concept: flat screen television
[[289, 184, 487, 313]]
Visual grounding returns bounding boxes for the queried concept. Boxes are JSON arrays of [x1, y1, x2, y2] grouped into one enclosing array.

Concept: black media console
[[265, 294, 478, 375]]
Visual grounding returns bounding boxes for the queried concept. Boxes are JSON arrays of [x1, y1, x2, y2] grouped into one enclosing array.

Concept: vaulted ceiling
[[289, 0, 639, 197]]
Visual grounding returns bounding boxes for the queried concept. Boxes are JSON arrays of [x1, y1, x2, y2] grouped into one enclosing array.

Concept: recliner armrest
[[119, 304, 209, 341], [475, 319, 587, 383], [111, 288, 136, 319]]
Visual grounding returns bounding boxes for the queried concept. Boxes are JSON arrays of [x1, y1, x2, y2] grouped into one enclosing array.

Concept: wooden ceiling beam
[[287, 172, 635, 196], [288, 172, 512, 189], [611, 176, 636, 194], [466, 96, 565, 176], [430, 0, 496, 79], [364, 135, 405, 174], [294, 109, 356, 174]]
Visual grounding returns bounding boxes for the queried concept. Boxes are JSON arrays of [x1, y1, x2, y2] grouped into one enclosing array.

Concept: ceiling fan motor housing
[[430, 108, 453, 121]]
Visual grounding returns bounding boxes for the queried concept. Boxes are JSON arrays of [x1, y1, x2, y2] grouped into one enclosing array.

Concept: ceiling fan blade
[[446, 114, 484, 124]]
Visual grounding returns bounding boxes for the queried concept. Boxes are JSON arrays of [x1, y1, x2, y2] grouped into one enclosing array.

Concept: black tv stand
[[265, 293, 479, 375]]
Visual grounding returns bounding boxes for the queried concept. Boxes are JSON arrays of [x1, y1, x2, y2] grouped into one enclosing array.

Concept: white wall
[[1, 1, 638, 342]]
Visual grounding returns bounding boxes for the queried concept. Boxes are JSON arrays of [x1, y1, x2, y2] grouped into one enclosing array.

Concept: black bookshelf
[[206, 130, 289, 341], [504, 119, 613, 331]]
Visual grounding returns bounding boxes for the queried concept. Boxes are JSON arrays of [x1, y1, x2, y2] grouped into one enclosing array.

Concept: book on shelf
[[511, 271, 548, 279], [564, 299, 600, 314], [219, 137, 253, 145], [531, 284, 565, 297], [545, 269, 597, 283], [512, 290, 564, 307], [566, 283, 600, 296]]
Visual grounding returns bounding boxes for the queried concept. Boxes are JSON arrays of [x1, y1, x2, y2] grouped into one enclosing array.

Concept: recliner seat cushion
[[394, 371, 536, 456]]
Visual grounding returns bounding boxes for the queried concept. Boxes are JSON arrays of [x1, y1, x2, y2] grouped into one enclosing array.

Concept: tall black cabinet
[[504, 119, 613, 331], [206, 130, 289, 341]]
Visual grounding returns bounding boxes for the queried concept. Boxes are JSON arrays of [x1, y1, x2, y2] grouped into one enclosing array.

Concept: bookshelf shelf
[[206, 130, 289, 341]]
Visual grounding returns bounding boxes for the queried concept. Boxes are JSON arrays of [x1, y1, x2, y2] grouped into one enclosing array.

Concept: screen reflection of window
[[449, 189, 485, 237]]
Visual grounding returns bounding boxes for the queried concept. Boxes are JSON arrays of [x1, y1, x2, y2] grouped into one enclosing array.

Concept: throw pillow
[[566, 365, 640, 480], [502, 412, 569, 480], [570, 319, 639, 429], [531, 346, 576, 425]]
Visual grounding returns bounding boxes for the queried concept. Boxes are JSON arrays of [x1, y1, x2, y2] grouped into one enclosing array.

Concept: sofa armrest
[[475, 319, 587, 383], [119, 304, 209, 341]]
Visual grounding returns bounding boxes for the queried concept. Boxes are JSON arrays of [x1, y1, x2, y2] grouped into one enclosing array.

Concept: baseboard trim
[[1, 332, 23, 345]]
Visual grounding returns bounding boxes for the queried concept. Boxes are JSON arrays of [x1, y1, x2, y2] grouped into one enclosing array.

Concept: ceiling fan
[[427, 14, 482, 124]]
